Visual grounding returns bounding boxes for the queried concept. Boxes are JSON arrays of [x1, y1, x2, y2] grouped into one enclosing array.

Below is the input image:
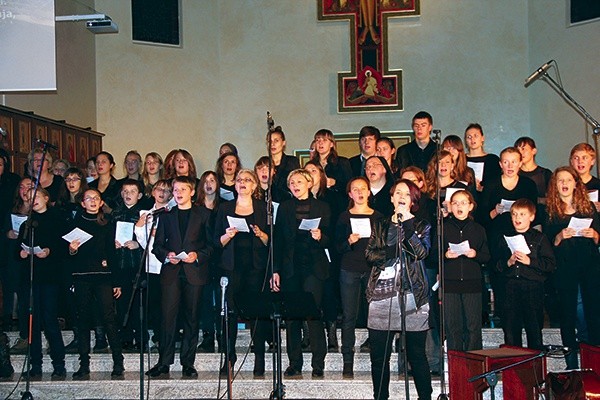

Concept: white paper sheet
[[500, 199, 515, 214], [504, 234, 531, 254], [299, 217, 321, 231], [220, 188, 235, 201], [11, 214, 27, 232], [115, 221, 134, 245], [588, 190, 598, 202], [567, 217, 593, 237], [449, 240, 470, 256], [444, 187, 462, 202], [20, 243, 44, 255], [173, 251, 189, 260], [467, 161, 484, 182], [350, 218, 372, 238], [227, 216, 250, 232], [62, 228, 93, 246]]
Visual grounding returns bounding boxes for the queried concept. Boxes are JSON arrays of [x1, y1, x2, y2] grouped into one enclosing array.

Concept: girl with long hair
[[545, 166, 600, 369]]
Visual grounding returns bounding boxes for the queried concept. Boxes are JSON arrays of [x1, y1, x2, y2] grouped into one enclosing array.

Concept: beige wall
[[3, 0, 97, 129], [6, 1, 599, 177], [95, 0, 529, 176], [527, 1, 600, 170]]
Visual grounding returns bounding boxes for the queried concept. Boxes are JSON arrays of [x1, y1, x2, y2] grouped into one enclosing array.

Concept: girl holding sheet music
[[214, 169, 269, 377], [334, 176, 383, 378], [464, 123, 501, 192], [67, 188, 124, 379], [545, 166, 600, 369], [17, 187, 66, 377], [271, 168, 331, 378], [442, 189, 490, 352]]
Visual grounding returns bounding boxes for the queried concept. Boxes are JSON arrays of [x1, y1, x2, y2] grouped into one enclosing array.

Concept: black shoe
[[342, 363, 354, 378], [64, 339, 79, 353], [93, 340, 109, 353], [182, 366, 198, 378], [219, 362, 234, 378], [146, 364, 169, 378], [51, 367, 67, 380], [311, 368, 324, 378], [27, 367, 42, 378], [121, 341, 135, 353], [359, 338, 371, 353], [132, 342, 148, 353], [72, 366, 90, 380], [284, 366, 301, 377], [111, 364, 125, 378], [431, 369, 441, 377], [197, 338, 215, 353], [253, 356, 265, 377]]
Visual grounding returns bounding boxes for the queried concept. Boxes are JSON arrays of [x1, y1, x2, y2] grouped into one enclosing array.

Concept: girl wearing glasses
[[442, 190, 490, 351], [67, 188, 124, 379]]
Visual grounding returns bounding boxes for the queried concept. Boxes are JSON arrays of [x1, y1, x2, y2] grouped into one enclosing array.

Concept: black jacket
[[274, 196, 331, 280], [495, 228, 555, 282], [365, 217, 430, 308], [442, 216, 490, 293]]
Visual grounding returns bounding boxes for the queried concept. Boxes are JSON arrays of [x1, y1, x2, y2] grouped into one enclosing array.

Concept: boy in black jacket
[[496, 198, 555, 349]]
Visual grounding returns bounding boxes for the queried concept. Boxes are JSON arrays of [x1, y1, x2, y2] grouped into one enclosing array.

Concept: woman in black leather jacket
[[365, 178, 433, 400]]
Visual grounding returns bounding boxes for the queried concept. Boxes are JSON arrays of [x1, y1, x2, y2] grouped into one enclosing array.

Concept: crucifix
[[318, 0, 420, 113]]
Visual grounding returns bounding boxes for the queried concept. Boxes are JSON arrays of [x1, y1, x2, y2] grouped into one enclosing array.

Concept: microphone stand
[[122, 212, 160, 400], [532, 63, 600, 173], [221, 279, 232, 400], [432, 130, 449, 400], [396, 217, 410, 400], [21, 143, 51, 400], [265, 111, 285, 400]]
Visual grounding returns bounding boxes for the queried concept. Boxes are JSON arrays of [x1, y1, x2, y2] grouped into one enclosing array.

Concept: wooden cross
[[318, 0, 420, 113]]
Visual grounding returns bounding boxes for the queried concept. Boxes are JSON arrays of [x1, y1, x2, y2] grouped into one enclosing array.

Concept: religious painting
[[0, 115, 12, 152], [64, 132, 76, 164], [50, 128, 62, 156], [18, 120, 31, 153], [78, 135, 89, 165], [318, 0, 420, 113], [90, 136, 102, 158], [294, 130, 411, 164], [34, 124, 47, 143]]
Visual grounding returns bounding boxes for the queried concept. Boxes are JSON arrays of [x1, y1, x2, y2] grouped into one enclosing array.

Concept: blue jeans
[[339, 269, 369, 363]]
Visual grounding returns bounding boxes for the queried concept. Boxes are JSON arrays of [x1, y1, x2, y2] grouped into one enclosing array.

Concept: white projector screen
[[0, 0, 56, 92]]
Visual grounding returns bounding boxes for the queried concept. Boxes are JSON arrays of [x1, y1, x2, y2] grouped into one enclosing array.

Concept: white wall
[[527, 1, 600, 170], [4, 0, 97, 129], [95, 0, 529, 175]]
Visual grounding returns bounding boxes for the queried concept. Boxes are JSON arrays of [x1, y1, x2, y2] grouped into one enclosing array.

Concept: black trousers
[[444, 292, 483, 351], [74, 281, 123, 366], [369, 328, 432, 400], [502, 279, 544, 350], [284, 272, 327, 371], [159, 274, 202, 367]]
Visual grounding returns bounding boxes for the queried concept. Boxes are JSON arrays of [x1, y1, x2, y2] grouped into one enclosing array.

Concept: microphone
[[0, 127, 6, 137], [150, 205, 171, 215], [524, 60, 553, 88], [267, 111, 275, 132], [543, 344, 570, 354], [35, 138, 58, 150], [220, 276, 229, 316], [432, 129, 441, 143], [397, 212, 403, 222]]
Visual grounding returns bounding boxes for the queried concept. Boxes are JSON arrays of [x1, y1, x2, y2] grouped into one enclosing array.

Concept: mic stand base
[[21, 391, 34, 400]]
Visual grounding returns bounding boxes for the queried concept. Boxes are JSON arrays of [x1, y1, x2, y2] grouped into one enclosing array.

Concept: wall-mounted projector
[[86, 19, 119, 34]]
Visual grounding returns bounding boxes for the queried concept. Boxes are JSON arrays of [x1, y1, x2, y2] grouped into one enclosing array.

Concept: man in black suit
[[349, 126, 381, 177], [147, 176, 213, 379]]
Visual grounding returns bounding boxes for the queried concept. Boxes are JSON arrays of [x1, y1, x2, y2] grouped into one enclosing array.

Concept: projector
[[86, 19, 118, 34]]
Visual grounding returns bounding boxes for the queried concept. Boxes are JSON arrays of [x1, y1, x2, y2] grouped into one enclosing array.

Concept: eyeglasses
[[236, 178, 254, 184], [154, 187, 171, 193], [65, 178, 81, 183], [83, 196, 101, 202], [451, 200, 470, 206]]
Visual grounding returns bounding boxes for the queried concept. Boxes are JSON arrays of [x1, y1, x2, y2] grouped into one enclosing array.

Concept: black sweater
[[68, 211, 120, 286], [335, 210, 384, 273], [442, 216, 490, 293]]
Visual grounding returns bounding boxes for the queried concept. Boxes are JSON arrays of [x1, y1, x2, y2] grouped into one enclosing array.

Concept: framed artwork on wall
[[0, 115, 12, 153], [64, 132, 76, 164], [77, 134, 89, 164], [294, 130, 412, 165], [18, 120, 31, 154]]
